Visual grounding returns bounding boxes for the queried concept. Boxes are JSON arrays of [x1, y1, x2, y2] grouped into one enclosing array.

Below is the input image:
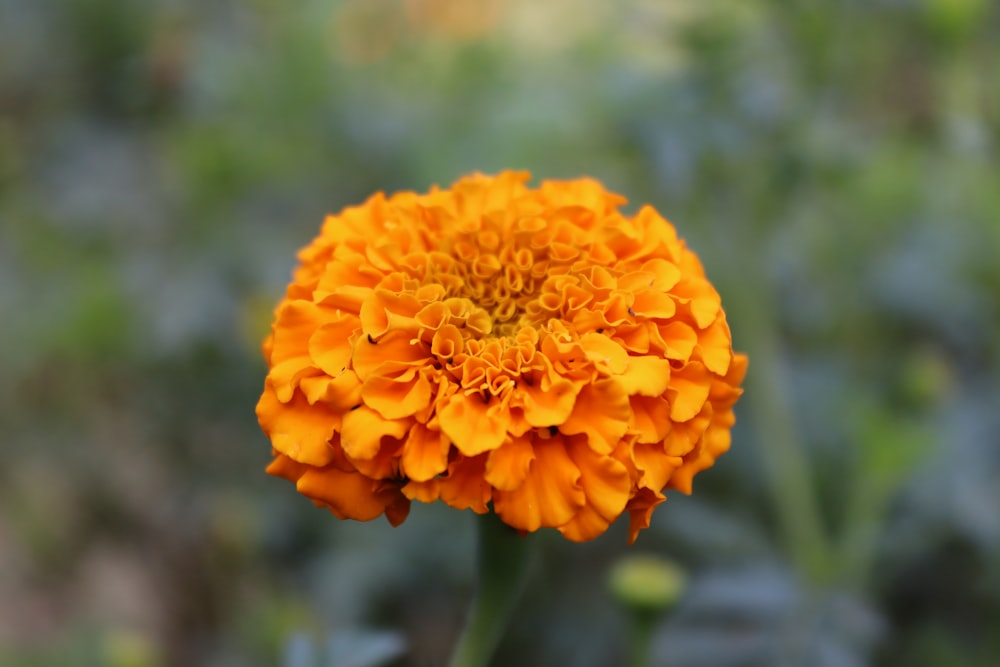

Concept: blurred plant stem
[[626, 611, 657, 667], [838, 405, 932, 591], [609, 554, 686, 667], [725, 270, 834, 585], [447, 513, 534, 667]]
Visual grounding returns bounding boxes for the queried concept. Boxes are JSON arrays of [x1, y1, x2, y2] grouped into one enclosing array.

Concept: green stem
[[448, 512, 534, 667], [627, 612, 657, 667]]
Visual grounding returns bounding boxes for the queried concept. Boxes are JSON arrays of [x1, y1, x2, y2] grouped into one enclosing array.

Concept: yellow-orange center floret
[[257, 171, 747, 543]]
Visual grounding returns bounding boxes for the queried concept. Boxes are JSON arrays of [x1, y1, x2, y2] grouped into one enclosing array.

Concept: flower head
[[257, 171, 746, 543]]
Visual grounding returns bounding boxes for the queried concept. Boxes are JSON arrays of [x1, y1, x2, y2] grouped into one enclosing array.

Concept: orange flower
[[257, 172, 746, 543]]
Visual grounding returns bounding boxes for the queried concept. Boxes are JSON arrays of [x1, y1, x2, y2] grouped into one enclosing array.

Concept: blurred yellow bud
[[608, 553, 686, 613], [103, 630, 160, 667]]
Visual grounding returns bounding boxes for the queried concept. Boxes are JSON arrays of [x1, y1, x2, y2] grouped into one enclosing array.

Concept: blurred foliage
[[2, 0, 999, 665]]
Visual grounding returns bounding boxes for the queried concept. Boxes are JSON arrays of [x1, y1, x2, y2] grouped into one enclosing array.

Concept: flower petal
[[625, 488, 666, 545], [383, 491, 411, 527], [340, 405, 409, 461], [669, 412, 735, 494], [618, 356, 672, 397], [438, 455, 492, 513], [517, 377, 581, 427], [493, 439, 585, 532], [352, 330, 428, 379], [631, 289, 677, 319], [695, 315, 733, 376], [297, 466, 398, 522], [360, 290, 421, 338], [401, 478, 440, 504], [484, 434, 536, 491], [665, 404, 713, 456], [350, 435, 403, 480], [430, 324, 464, 358], [267, 300, 327, 401], [628, 395, 673, 444], [640, 258, 682, 291], [401, 423, 450, 482], [270, 300, 322, 366], [579, 332, 628, 375], [659, 321, 698, 363], [668, 362, 712, 422], [269, 360, 323, 403], [256, 382, 340, 466], [362, 369, 433, 419], [298, 370, 363, 410], [632, 441, 682, 491], [438, 392, 508, 456], [558, 437, 631, 542], [673, 275, 721, 328], [309, 314, 361, 376], [559, 379, 631, 454], [265, 452, 310, 483]]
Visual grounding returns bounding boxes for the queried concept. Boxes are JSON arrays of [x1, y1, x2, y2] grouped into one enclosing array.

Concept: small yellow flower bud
[[103, 630, 159, 667], [608, 553, 686, 613]]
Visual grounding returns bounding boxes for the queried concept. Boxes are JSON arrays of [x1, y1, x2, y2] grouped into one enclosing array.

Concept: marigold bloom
[[257, 171, 746, 543]]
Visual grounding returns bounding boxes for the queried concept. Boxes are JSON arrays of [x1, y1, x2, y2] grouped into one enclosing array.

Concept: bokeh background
[[2, 0, 999, 665]]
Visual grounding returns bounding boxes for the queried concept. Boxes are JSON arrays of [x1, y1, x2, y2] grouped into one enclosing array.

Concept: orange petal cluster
[[257, 171, 747, 543]]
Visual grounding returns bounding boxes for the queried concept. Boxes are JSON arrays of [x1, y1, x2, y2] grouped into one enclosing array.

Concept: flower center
[[437, 219, 580, 340], [449, 245, 538, 338]]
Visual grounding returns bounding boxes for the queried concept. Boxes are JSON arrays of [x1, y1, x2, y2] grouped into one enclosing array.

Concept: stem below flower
[[627, 611, 658, 667], [448, 512, 534, 667]]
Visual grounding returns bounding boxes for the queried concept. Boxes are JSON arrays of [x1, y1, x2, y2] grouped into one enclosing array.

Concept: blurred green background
[[2, 0, 999, 665]]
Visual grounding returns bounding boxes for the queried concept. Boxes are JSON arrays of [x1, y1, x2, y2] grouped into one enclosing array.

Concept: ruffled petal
[[517, 377, 581, 427], [265, 452, 310, 483], [664, 404, 713, 457], [493, 439, 585, 532], [632, 441, 682, 491], [625, 488, 666, 545], [401, 478, 440, 503], [668, 361, 711, 422], [362, 368, 433, 419], [659, 321, 698, 363], [349, 435, 404, 480], [267, 300, 327, 401], [559, 379, 631, 454], [270, 300, 323, 366], [618, 356, 672, 397], [298, 370, 363, 410], [438, 392, 508, 456], [256, 382, 340, 466], [695, 315, 734, 376], [629, 394, 673, 444], [309, 314, 361, 376], [297, 466, 399, 522], [579, 332, 628, 375], [383, 492, 411, 527], [340, 405, 409, 461], [438, 455, 492, 513], [669, 407, 735, 494], [400, 423, 450, 482], [631, 289, 677, 319], [352, 330, 428, 379], [673, 274, 721, 328], [484, 434, 536, 491], [269, 360, 323, 403], [558, 437, 631, 542]]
